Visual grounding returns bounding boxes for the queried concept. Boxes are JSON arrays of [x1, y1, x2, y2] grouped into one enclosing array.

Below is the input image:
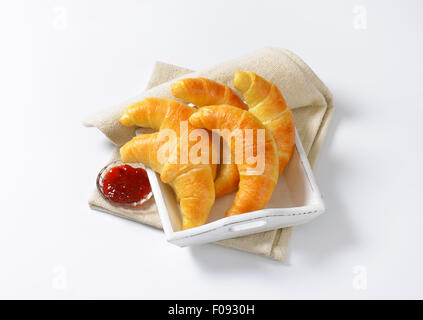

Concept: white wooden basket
[[147, 130, 325, 247]]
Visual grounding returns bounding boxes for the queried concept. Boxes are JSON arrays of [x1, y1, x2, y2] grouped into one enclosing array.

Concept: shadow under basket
[[147, 129, 325, 247]]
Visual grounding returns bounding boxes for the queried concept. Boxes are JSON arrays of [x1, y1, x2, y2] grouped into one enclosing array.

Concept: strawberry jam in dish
[[102, 164, 151, 204]]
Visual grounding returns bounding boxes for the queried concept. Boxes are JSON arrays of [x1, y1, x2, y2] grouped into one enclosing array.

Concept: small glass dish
[[96, 160, 153, 209]]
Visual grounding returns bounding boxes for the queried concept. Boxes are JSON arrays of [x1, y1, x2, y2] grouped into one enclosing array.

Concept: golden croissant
[[234, 71, 295, 175], [171, 77, 246, 197], [171, 77, 247, 110], [189, 105, 279, 216], [119, 98, 216, 229]]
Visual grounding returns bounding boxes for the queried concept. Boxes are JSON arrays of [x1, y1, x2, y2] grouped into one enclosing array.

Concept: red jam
[[102, 165, 151, 204]]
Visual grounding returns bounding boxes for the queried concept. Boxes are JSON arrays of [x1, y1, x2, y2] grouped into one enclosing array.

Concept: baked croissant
[[171, 77, 247, 110], [119, 98, 216, 229], [171, 77, 247, 197], [189, 105, 279, 216], [234, 71, 295, 175]]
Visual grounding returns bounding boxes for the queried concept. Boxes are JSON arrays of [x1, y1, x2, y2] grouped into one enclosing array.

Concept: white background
[[0, 0, 422, 299]]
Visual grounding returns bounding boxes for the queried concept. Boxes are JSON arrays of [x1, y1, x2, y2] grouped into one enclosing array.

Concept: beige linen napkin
[[85, 47, 333, 261]]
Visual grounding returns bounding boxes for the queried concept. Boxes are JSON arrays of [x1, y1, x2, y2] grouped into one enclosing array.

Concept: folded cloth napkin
[[84, 47, 333, 261]]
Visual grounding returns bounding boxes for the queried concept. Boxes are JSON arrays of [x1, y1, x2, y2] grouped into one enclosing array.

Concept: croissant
[[119, 98, 216, 229], [189, 105, 279, 216], [234, 71, 295, 175], [171, 77, 246, 197], [171, 77, 247, 110]]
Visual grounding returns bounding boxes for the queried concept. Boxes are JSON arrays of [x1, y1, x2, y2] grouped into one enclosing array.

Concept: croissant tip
[[119, 144, 129, 162], [170, 81, 178, 90], [234, 70, 247, 76], [234, 71, 252, 92], [182, 219, 197, 230], [119, 113, 133, 126]]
